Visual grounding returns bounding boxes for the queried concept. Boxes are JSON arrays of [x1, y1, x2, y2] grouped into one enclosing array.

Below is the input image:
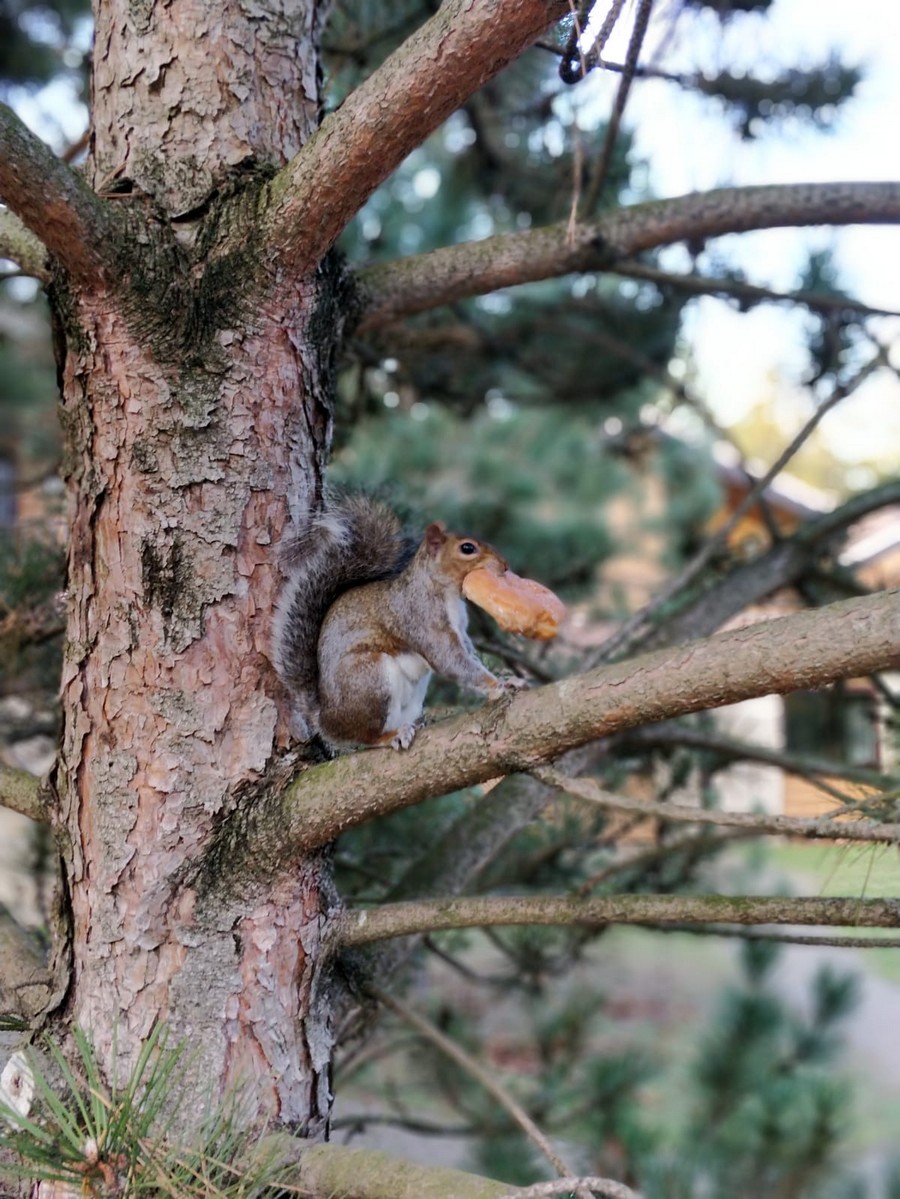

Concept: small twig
[[371, 986, 580, 1186], [576, 829, 751, 896], [645, 923, 900, 950], [591, 347, 886, 665], [584, 0, 655, 211], [611, 259, 900, 321], [331, 1112, 478, 1137], [626, 725, 895, 795], [531, 764, 900, 846]]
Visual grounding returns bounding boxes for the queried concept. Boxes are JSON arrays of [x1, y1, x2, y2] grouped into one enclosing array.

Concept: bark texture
[[90, 0, 323, 213], [33, 0, 341, 1132]]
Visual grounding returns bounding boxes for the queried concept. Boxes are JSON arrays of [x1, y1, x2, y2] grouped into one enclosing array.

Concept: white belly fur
[[381, 652, 432, 730]]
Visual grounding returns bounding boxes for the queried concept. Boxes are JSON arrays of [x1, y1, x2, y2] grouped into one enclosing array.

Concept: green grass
[[766, 840, 900, 899]]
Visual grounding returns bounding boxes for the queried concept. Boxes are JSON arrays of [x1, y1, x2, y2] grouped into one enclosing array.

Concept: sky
[[580, 0, 900, 471]]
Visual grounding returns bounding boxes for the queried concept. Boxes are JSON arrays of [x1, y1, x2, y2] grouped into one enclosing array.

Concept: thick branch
[[263, 0, 568, 276], [0, 207, 49, 280], [0, 101, 123, 285], [0, 763, 48, 824], [295, 1144, 529, 1199], [208, 588, 900, 881], [355, 181, 900, 328], [338, 893, 900, 948]]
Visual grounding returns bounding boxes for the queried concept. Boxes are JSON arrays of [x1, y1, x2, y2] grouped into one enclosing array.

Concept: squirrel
[[272, 494, 525, 750]]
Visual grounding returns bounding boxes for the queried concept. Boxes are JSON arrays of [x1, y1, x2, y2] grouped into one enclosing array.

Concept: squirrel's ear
[[424, 522, 447, 553]]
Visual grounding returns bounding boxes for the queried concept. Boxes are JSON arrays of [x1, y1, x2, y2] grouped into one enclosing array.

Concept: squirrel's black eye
[[459, 541, 478, 555]]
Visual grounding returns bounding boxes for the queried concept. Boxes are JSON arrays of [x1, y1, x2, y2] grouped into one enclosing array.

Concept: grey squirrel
[[272, 494, 525, 750]]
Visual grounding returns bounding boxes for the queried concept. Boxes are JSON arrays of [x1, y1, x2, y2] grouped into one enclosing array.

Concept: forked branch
[[263, 0, 568, 275]]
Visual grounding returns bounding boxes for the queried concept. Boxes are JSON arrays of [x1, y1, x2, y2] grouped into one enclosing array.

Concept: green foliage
[[673, 942, 858, 1197], [698, 59, 861, 139], [450, 939, 859, 1197], [0, 1025, 300, 1196], [799, 248, 865, 386], [0, 328, 60, 464], [331, 403, 626, 593], [0, 530, 62, 612]]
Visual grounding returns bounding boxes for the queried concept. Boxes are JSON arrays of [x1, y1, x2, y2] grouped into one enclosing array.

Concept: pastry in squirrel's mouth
[[463, 568, 565, 640]]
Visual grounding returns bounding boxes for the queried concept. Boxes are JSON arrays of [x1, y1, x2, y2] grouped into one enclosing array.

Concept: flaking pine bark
[[2, 0, 900, 1164], [0, 0, 571, 1137], [51, 10, 337, 1130]]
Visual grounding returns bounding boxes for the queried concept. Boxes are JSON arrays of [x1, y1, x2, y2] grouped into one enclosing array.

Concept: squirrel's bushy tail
[[272, 494, 415, 737]]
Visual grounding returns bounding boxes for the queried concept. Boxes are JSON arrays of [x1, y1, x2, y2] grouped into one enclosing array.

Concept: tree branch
[[373, 986, 580, 1186], [625, 724, 895, 792], [0, 101, 124, 286], [338, 893, 900, 949], [592, 349, 883, 664], [294, 1144, 536, 1199], [0, 903, 50, 1021], [206, 588, 900, 882], [496, 1182, 640, 1199], [530, 765, 900, 845], [0, 763, 48, 824], [263, 0, 568, 276], [355, 181, 900, 329], [610, 259, 900, 321], [0, 206, 50, 281]]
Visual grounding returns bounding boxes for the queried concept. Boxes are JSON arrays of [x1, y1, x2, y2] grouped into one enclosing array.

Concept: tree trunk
[[48, 0, 337, 1133]]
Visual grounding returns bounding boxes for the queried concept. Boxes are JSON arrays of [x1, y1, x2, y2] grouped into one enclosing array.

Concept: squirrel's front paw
[[388, 723, 417, 750], [487, 676, 529, 699]]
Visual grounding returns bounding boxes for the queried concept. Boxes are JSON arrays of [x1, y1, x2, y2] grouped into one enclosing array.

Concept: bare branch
[[355, 181, 900, 329], [263, 0, 568, 276], [0, 763, 48, 824], [0, 101, 123, 286], [338, 893, 900, 949], [611, 259, 900, 321], [208, 588, 900, 879], [650, 924, 900, 951], [584, 0, 654, 211], [0, 206, 49, 281], [655, 477, 900, 648], [373, 986, 579, 1185], [626, 724, 895, 793], [530, 764, 900, 845]]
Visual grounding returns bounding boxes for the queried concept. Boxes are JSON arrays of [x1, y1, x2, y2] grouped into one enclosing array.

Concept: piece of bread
[[462, 568, 566, 640]]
